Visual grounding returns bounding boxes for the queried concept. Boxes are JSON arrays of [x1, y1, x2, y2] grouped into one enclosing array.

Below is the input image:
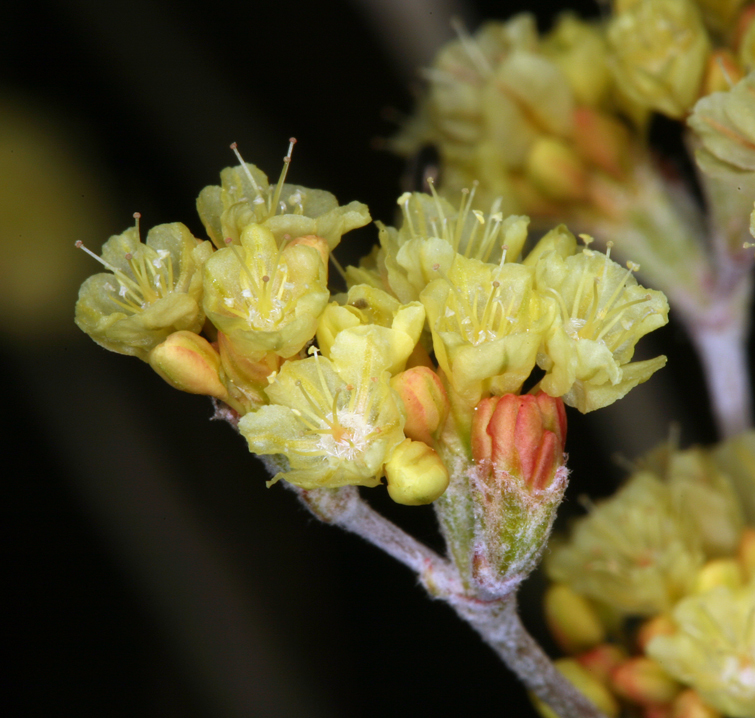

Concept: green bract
[[75, 222, 212, 360]]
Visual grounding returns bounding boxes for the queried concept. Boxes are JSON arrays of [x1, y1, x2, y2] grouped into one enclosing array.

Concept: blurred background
[[1, 0, 731, 716]]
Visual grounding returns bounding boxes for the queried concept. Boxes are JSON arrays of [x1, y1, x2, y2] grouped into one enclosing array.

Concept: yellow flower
[[647, 580, 755, 717], [316, 284, 425, 375], [546, 472, 704, 616], [75, 219, 213, 360], [196, 141, 370, 250], [202, 223, 328, 360], [381, 186, 530, 304], [238, 328, 406, 489], [607, 0, 711, 119], [534, 244, 669, 412], [422, 253, 550, 405]]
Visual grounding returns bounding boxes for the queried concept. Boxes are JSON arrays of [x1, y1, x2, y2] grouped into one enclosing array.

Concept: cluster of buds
[[393, 2, 755, 333], [539, 432, 755, 718], [75, 142, 668, 607]]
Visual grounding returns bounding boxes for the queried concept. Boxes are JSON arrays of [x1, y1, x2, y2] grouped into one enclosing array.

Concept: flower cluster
[[75, 144, 667, 508], [541, 433, 755, 718]]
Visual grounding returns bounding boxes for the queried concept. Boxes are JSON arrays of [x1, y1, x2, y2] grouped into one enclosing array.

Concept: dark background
[[1, 1, 726, 716]]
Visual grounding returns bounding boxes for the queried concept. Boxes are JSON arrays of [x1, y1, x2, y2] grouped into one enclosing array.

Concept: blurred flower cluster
[[393, 1, 755, 438], [540, 432, 755, 718]]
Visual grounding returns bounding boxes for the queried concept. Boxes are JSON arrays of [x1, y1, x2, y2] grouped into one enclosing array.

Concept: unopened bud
[[693, 558, 744, 593], [390, 366, 449, 445], [637, 614, 676, 652], [217, 331, 280, 414], [149, 331, 227, 399], [472, 392, 567, 491], [572, 107, 630, 179], [531, 658, 620, 718], [526, 137, 589, 201], [544, 583, 606, 654], [384, 439, 449, 505], [671, 689, 722, 718], [287, 234, 329, 267], [737, 526, 755, 581], [577, 644, 628, 685], [701, 50, 744, 97], [611, 657, 682, 707]]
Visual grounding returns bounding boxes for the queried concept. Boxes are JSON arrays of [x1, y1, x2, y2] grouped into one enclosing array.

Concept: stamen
[[230, 142, 263, 199], [397, 192, 417, 239], [270, 137, 297, 217], [75, 241, 118, 273]]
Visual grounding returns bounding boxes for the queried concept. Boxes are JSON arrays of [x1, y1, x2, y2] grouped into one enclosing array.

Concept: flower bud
[[701, 50, 743, 97], [472, 392, 567, 491], [390, 366, 449, 445], [287, 234, 329, 268], [737, 526, 755, 581], [637, 614, 676, 653], [577, 644, 628, 685], [611, 657, 682, 707], [572, 107, 630, 179], [149, 330, 227, 399], [384, 438, 449, 505], [525, 137, 589, 201], [217, 330, 280, 414], [531, 658, 620, 718], [671, 690, 722, 718], [544, 583, 606, 654], [693, 558, 744, 593]]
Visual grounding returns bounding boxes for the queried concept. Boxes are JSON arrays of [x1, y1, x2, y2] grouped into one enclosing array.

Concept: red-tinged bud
[[701, 50, 744, 97], [637, 614, 676, 652], [611, 657, 682, 707], [472, 392, 566, 491], [737, 526, 755, 581], [149, 331, 227, 399], [217, 331, 281, 415], [644, 705, 673, 718], [572, 107, 630, 179], [577, 644, 628, 686], [437, 392, 569, 597], [671, 689, 722, 718], [390, 366, 449, 445]]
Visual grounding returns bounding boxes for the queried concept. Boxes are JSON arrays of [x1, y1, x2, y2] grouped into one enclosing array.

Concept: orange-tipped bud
[[390, 366, 449, 445], [577, 644, 628, 685], [217, 331, 281, 414], [149, 330, 227, 399], [384, 439, 449, 505], [544, 584, 606, 654], [572, 107, 630, 179], [693, 558, 744, 593], [611, 657, 682, 707], [472, 392, 567, 491], [637, 614, 676, 653], [737, 526, 755, 581], [701, 50, 744, 97], [671, 689, 722, 718], [526, 137, 589, 201]]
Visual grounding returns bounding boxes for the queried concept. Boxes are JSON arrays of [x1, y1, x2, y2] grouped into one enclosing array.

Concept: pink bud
[[390, 366, 449, 445], [472, 392, 567, 490]]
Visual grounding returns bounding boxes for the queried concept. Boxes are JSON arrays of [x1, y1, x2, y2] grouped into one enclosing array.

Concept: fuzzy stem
[[266, 471, 606, 718], [446, 593, 608, 718], [687, 315, 753, 438]]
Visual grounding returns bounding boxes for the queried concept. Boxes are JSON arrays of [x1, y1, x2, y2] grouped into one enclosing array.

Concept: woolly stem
[[269, 474, 607, 718]]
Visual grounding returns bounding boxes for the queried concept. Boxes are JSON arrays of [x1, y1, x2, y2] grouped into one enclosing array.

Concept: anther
[[262, 275, 270, 283]]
